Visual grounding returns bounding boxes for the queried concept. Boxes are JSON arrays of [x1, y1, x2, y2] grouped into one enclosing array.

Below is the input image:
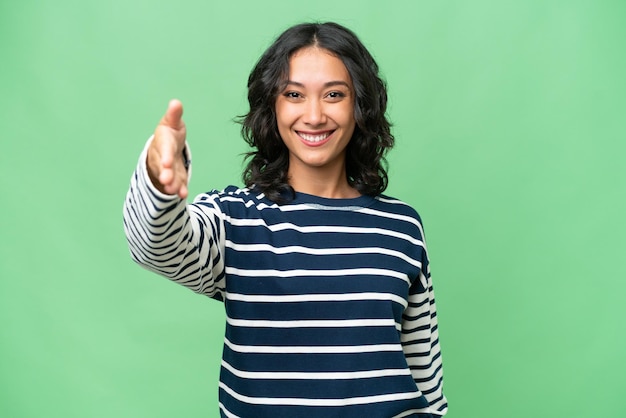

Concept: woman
[[124, 22, 448, 417]]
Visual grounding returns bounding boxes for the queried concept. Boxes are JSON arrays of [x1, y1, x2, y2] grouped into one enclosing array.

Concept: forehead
[[288, 47, 352, 85]]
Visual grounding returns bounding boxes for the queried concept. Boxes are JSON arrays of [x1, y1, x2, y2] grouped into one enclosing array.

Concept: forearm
[[123, 142, 224, 297], [123, 143, 192, 278], [402, 271, 448, 415]]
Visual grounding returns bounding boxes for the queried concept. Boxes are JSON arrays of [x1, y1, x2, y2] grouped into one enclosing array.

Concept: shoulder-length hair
[[240, 22, 394, 203]]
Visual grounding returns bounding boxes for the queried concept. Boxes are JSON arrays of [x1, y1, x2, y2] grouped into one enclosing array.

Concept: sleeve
[[401, 239, 448, 416], [122, 138, 226, 299]]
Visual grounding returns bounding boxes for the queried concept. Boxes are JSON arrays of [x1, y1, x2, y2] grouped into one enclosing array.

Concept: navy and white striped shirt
[[123, 147, 448, 417]]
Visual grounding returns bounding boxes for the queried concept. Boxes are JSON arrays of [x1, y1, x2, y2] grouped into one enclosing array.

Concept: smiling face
[[275, 46, 356, 192]]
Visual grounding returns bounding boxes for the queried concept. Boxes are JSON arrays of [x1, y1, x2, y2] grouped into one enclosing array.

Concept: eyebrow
[[286, 80, 351, 89]]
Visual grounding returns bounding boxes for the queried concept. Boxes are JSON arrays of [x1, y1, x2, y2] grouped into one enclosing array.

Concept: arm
[[122, 101, 226, 298], [401, 251, 448, 416]]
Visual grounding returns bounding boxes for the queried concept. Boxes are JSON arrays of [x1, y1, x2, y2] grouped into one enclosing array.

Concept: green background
[[1, 1, 625, 417]]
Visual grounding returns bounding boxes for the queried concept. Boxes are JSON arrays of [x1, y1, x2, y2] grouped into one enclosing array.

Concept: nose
[[302, 99, 326, 126]]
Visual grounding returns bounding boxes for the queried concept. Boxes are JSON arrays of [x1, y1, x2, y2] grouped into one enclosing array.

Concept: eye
[[283, 91, 302, 100], [326, 91, 346, 100]]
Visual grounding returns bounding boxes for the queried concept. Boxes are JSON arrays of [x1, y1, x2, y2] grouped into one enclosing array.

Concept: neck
[[287, 162, 360, 199]]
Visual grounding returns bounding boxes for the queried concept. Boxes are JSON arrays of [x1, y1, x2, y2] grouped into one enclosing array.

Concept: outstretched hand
[[147, 99, 189, 199]]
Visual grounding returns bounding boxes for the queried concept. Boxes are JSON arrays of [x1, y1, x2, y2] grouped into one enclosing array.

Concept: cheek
[[336, 103, 356, 129], [274, 111, 293, 144], [275, 116, 291, 138], [275, 102, 295, 128]]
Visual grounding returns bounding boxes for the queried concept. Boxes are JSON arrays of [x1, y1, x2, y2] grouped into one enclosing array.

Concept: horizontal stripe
[[225, 291, 408, 308], [221, 360, 412, 380], [226, 218, 424, 246], [275, 202, 423, 233], [225, 267, 410, 285], [225, 241, 423, 268], [224, 338, 403, 354], [219, 382, 421, 407], [360, 208, 425, 233], [374, 196, 410, 205], [226, 317, 400, 330]]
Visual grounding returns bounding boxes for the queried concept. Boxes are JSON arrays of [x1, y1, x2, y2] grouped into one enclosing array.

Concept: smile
[[296, 130, 334, 145]]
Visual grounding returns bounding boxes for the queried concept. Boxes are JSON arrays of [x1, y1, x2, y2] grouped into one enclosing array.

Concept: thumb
[[160, 99, 184, 129]]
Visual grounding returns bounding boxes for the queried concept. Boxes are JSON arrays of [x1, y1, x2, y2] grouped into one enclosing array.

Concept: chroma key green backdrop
[[1, 1, 625, 417]]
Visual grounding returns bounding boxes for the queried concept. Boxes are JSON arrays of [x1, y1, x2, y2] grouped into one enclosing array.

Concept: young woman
[[124, 22, 448, 418]]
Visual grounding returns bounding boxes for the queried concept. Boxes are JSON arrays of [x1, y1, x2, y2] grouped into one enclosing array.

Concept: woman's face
[[275, 46, 356, 182]]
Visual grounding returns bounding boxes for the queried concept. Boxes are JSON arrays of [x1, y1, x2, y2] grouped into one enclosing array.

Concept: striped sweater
[[123, 146, 448, 417]]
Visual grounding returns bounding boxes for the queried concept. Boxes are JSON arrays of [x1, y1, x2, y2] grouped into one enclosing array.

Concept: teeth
[[299, 132, 330, 142]]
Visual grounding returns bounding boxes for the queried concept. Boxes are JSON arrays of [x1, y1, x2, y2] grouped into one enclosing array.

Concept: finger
[[160, 167, 188, 199], [155, 128, 178, 168], [171, 163, 189, 197], [146, 142, 167, 187], [160, 99, 184, 130], [178, 183, 189, 200], [159, 167, 174, 186]]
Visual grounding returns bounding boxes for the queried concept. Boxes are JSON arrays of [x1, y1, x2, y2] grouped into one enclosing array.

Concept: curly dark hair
[[240, 22, 394, 203]]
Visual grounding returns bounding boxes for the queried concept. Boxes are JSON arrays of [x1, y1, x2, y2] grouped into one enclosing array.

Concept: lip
[[296, 129, 335, 147]]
